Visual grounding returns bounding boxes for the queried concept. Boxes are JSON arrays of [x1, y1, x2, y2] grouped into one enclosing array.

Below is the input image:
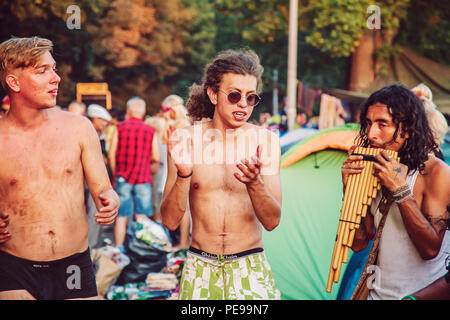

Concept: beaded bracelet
[[395, 193, 413, 204], [392, 184, 410, 198], [393, 189, 412, 201]]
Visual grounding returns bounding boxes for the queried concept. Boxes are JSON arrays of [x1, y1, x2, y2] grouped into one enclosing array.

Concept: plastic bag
[[115, 219, 169, 285]]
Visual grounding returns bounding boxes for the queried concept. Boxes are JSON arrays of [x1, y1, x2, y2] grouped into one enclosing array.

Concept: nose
[[237, 95, 248, 108], [367, 124, 379, 144], [51, 69, 61, 84]]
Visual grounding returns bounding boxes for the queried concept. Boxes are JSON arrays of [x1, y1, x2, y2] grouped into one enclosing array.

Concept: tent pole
[[287, 0, 298, 132]]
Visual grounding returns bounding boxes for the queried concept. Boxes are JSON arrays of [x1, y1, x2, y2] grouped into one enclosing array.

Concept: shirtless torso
[[163, 120, 281, 255], [0, 108, 115, 261]]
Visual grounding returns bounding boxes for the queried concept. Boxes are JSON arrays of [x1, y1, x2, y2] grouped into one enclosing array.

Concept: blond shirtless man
[[342, 84, 450, 300], [160, 49, 281, 300], [0, 37, 119, 300]]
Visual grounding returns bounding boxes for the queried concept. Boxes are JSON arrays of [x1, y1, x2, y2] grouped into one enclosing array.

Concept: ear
[[5, 74, 20, 93], [206, 87, 217, 105]]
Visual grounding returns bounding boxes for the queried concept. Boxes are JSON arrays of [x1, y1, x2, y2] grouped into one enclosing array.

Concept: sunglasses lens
[[227, 91, 241, 104], [247, 94, 260, 106]]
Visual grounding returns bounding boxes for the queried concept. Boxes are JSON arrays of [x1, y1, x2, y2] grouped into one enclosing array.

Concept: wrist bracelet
[[393, 189, 411, 200], [392, 185, 410, 198], [177, 171, 193, 178], [395, 193, 413, 204], [401, 295, 416, 300]]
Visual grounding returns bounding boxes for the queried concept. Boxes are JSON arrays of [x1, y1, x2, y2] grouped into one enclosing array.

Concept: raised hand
[[373, 150, 408, 192], [341, 145, 365, 189], [234, 144, 263, 185], [168, 129, 194, 177]]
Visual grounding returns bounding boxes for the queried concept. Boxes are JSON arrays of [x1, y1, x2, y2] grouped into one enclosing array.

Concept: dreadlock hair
[[357, 83, 438, 173], [186, 49, 264, 121]]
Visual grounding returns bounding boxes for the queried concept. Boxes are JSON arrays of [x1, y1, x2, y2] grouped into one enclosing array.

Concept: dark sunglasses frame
[[219, 90, 261, 107]]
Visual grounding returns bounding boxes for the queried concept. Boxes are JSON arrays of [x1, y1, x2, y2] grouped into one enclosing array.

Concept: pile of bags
[[99, 217, 187, 300]]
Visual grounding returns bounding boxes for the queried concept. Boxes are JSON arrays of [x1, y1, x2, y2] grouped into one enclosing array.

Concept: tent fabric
[[326, 46, 450, 113], [263, 149, 350, 299], [281, 123, 360, 168], [280, 128, 318, 154]]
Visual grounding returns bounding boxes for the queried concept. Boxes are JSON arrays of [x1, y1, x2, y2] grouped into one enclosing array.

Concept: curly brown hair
[[186, 49, 264, 121]]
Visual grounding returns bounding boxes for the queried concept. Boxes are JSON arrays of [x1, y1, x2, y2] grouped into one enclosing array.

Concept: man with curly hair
[[160, 49, 281, 300], [342, 84, 450, 300]]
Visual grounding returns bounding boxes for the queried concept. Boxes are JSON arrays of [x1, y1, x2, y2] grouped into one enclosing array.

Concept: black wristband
[[177, 171, 193, 178]]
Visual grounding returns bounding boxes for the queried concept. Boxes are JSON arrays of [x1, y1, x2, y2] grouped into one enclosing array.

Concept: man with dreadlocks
[[342, 84, 450, 300]]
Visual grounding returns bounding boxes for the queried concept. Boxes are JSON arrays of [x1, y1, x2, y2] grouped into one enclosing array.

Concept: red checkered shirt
[[115, 117, 155, 185]]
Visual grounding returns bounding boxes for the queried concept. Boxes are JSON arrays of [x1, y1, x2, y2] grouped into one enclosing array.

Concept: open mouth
[[232, 111, 247, 121], [48, 89, 58, 96]]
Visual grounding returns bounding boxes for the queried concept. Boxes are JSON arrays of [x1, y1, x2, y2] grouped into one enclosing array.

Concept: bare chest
[[191, 163, 246, 194], [0, 129, 82, 194]]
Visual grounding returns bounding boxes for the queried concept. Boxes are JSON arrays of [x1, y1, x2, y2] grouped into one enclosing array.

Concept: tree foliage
[[0, 0, 447, 115]]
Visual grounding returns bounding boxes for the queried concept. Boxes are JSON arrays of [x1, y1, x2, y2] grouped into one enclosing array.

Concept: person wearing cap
[[108, 97, 160, 253], [86, 104, 112, 248], [0, 36, 119, 300], [87, 103, 111, 132]]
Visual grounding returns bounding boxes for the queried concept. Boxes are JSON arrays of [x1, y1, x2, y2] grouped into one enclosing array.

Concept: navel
[[10, 179, 17, 186], [193, 182, 199, 190], [66, 168, 73, 174]]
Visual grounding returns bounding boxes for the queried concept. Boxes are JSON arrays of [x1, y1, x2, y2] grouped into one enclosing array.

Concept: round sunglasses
[[219, 90, 261, 107]]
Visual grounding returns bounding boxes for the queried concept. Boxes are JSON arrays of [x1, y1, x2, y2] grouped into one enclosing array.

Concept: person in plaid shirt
[[108, 97, 160, 252]]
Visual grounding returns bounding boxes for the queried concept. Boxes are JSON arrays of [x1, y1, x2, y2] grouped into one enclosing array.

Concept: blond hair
[[0, 36, 53, 92], [161, 94, 189, 124], [412, 84, 448, 146]]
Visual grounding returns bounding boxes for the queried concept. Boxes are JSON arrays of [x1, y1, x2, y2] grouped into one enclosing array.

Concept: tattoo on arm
[[423, 212, 449, 234]]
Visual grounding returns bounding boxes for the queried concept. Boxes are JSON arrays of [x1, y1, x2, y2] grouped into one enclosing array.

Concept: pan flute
[[326, 147, 399, 293]]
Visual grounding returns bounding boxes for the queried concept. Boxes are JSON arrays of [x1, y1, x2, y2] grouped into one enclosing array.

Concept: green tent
[[263, 124, 360, 300]]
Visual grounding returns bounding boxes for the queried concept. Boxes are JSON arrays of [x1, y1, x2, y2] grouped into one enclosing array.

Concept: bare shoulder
[[50, 108, 89, 126], [423, 155, 450, 193]]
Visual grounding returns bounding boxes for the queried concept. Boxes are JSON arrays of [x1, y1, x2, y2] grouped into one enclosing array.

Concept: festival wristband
[[391, 184, 410, 197], [395, 193, 413, 204], [177, 171, 193, 178]]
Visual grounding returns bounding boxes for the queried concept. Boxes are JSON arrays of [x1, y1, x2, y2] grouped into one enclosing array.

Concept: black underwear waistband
[[188, 246, 264, 261]]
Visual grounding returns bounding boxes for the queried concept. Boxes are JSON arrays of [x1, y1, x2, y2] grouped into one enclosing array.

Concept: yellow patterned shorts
[[178, 248, 280, 300]]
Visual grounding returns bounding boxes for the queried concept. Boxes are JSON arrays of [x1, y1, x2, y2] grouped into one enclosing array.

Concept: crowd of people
[[0, 36, 448, 301]]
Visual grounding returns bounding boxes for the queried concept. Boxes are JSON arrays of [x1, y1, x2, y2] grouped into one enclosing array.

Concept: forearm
[[398, 198, 443, 259], [246, 178, 281, 231], [160, 177, 191, 230], [409, 276, 450, 300]]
